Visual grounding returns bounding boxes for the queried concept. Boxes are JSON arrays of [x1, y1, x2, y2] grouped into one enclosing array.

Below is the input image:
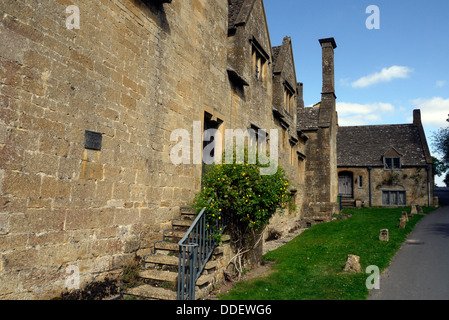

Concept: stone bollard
[[410, 205, 418, 215], [433, 196, 439, 207], [401, 211, 409, 222], [416, 205, 423, 214], [379, 229, 389, 242], [343, 254, 362, 273], [399, 217, 406, 229]]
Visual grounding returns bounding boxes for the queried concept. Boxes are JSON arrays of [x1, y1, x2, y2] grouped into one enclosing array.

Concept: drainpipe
[[367, 167, 372, 207], [426, 166, 431, 207]]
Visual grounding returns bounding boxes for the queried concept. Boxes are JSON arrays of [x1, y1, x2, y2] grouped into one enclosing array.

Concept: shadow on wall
[[130, 0, 171, 34]]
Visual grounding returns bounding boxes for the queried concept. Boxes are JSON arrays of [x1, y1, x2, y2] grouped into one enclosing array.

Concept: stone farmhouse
[[0, 0, 433, 299], [337, 109, 434, 208]]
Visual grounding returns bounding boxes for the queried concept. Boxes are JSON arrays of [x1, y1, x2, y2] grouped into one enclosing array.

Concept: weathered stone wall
[[0, 0, 228, 299], [0, 0, 316, 299], [338, 167, 433, 207], [227, 0, 273, 131], [302, 125, 338, 221]]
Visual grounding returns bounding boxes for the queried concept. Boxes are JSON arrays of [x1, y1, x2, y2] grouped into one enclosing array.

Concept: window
[[252, 47, 266, 82], [250, 39, 269, 84], [358, 175, 363, 188], [284, 85, 294, 114], [384, 157, 401, 170], [248, 124, 267, 151], [382, 191, 406, 206], [290, 142, 296, 165]]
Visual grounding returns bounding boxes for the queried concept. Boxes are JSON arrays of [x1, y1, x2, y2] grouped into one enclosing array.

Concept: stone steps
[[125, 284, 177, 300], [123, 207, 227, 300], [340, 198, 355, 209]]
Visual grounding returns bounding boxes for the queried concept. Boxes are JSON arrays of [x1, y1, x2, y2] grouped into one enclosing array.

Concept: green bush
[[193, 150, 293, 273], [194, 156, 292, 231]]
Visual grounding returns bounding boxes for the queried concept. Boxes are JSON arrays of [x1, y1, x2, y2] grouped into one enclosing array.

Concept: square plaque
[[84, 130, 102, 151]]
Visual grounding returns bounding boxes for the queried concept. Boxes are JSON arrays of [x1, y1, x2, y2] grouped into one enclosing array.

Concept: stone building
[[0, 0, 432, 299], [0, 0, 326, 299], [337, 109, 434, 208]]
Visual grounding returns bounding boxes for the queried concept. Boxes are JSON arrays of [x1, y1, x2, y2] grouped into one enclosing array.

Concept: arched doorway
[[338, 171, 353, 198]]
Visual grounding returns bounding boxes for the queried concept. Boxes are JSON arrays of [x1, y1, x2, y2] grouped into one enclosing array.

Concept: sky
[[264, 0, 449, 185]]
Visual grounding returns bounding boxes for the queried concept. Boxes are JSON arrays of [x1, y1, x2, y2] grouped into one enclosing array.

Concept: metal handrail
[[177, 199, 226, 300]]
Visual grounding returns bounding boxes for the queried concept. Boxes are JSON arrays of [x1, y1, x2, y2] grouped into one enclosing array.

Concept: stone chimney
[[318, 37, 337, 127], [296, 82, 304, 109], [319, 38, 337, 96], [413, 109, 422, 125]]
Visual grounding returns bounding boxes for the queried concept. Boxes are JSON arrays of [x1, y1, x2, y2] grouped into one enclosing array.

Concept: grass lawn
[[218, 206, 436, 300]]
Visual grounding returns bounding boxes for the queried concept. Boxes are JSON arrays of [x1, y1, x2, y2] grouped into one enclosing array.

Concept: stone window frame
[[357, 175, 363, 188], [289, 136, 298, 165], [250, 37, 270, 84], [382, 190, 406, 206], [283, 81, 295, 115], [248, 123, 268, 152]]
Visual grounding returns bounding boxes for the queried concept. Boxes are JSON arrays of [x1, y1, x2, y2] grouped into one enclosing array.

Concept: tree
[[431, 117, 449, 187], [432, 127, 449, 165], [432, 156, 449, 177]]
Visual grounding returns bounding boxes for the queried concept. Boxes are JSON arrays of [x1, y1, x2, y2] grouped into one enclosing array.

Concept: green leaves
[[194, 151, 292, 233]]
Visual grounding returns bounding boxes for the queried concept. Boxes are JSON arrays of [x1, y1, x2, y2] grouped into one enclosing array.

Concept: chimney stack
[[318, 38, 337, 127], [319, 38, 337, 96], [413, 109, 422, 125], [296, 82, 304, 109]]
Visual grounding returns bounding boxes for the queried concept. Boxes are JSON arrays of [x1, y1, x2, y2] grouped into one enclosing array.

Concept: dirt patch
[[206, 260, 275, 299]]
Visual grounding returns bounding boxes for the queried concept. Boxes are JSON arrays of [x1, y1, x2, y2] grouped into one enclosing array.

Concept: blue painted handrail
[[177, 199, 226, 300]]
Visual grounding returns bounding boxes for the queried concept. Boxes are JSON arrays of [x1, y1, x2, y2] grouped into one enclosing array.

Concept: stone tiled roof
[[337, 124, 429, 167], [228, 0, 255, 29], [297, 106, 320, 130]]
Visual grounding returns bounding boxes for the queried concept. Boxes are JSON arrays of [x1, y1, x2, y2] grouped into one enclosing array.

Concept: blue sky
[[264, 0, 449, 185]]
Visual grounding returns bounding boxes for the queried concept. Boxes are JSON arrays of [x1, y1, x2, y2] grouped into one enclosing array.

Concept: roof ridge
[[339, 123, 414, 128]]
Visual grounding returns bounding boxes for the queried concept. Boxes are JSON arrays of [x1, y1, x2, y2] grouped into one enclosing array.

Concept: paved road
[[369, 188, 449, 300]]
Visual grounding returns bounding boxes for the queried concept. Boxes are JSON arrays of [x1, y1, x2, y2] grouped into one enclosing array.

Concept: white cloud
[[337, 102, 395, 126], [352, 66, 413, 88], [411, 97, 449, 128], [435, 80, 446, 88]]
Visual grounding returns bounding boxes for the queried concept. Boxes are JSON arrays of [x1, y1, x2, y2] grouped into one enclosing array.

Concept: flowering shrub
[[193, 150, 292, 243]]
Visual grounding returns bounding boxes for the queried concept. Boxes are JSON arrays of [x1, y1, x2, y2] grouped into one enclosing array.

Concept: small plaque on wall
[[84, 130, 102, 151]]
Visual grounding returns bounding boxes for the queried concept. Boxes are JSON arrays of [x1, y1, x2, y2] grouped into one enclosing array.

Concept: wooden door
[[339, 173, 353, 198]]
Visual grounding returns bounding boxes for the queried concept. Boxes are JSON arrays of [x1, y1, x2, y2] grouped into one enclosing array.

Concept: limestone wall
[[338, 167, 433, 207], [0, 0, 228, 299]]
